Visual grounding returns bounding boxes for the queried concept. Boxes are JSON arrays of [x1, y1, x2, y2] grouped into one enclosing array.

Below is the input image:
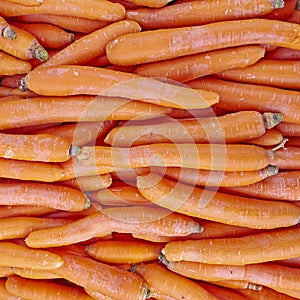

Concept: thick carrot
[[265, 47, 300, 60], [0, 242, 63, 269], [246, 128, 283, 146], [37, 20, 141, 68], [51, 251, 149, 300], [5, 275, 93, 300], [188, 77, 300, 124], [0, 278, 19, 300], [126, 0, 173, 7], [217, 59, 300, 90], [0, 0, 126, 22], [126, 0, 283, 29], [276, 122, 300, 137], [0, 205, 55, 219], [22, 65, 219, 110], [136, 173, 300, 229], [0, 96, 172, 130], [134, 45, 265, 83], [105, 111, 282, 146], [10, 22, 75, 49], [221, 171, 300, 201], [5, 0, 43, 6], [0, 16, 16, 39], [0, 25, 48, 61], [0, 52, 31, 76], [78, 143, 275, 171], [86, 240, 163, 264], [133, 262, 219, 300], [12, 267, 60, 279], [272, 147, 300, 169], [0, 181, 90, 211], [106, 19, 300, 66]]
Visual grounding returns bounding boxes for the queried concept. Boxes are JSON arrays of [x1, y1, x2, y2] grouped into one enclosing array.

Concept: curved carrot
[[0, 0, 126, 22], [0, 52, 31, 76], [12, 267, 60, 279], [136, 173, 300, 229], [0, 181, 90, 211], [246, 128, 283, 146], [0, 16, 16, 39], [106, 19, 300, 66], [276, 122, 300, 137], [22, 65, 219, 110]]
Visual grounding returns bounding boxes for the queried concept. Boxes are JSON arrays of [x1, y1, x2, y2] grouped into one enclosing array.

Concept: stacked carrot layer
[[0, 0, 300, 299]]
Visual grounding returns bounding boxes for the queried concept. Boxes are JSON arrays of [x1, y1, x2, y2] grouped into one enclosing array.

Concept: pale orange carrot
[[207, 280, 262, 290], [0, 266, 14, 278]]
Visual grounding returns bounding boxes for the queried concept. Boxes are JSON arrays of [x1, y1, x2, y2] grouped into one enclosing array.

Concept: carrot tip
[[271, 137, 289, 151], [272, 0, 285, 8], [260, 165, 278, 179], [19, 77, 27, 91], [263, 112, 283, 129], [146, 288, 153, 299], [248, 283, 263, 291], [2, 26, 17, 40], [34, 46, 49, 62], [198, 224, 204, 233]]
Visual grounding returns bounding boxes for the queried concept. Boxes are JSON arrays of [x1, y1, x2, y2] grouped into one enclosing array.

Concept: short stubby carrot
[[0, 51, 31, 76]]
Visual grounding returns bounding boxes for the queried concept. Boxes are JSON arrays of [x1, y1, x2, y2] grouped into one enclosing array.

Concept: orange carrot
[[106, 19, 300, 66], [22, 65, 219, 110], [206, 280, 262, 290], [133, 262, 219, 300], [84, 288, 114, 300], [5, 0, 43, 6], [5, 275, 93, 300], [246, 128, 283, 146], [0, 205, 55, 219], [265, 47, 300, 60], [134, 45, 265, 82], [12, 267, 60, 279], [0, 52, 31, 76], [188, 77, 300, 124], [126, 0, 284, 29], [86, 240, 163, 264], [136, 173, 300, 229], [0, 278, 19, 300], [276, 122, 300, 137], [272, 147, 300, 169], [0, 16, 16, 39], [0, 0, 126, 22], [0, 181, 90, 211], [0, 242, 63, 269]]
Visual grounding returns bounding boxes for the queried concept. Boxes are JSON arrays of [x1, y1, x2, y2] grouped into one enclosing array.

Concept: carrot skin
[[0, 52, 31, 76]]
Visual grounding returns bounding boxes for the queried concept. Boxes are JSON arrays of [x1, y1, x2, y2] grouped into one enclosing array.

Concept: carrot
[[134, 45, 265, 83], [5, 275, 93, 300], [106, 19, 300, 66], [86, 240, 163, 264], [265, 47, 300, 60], [0, 74, 26, 88], [188, 77, 300, 124], [221, 171, 300, 201], [0, 96, 172, 131], [0, 205, 55, 219], [0, 25, 48, 61], [84, 288, 114, 300], [0, 242, 63, 270], [86, 55, 110, 67], [78, 143, 275, 171], [272, 147, 300, 169], [0, 181, 90, 211], [126, 0, 283, 29], [207, 280, 262, 290], [0, 86, 36, 98], [246, 128, 283, 146], [0, 95, 24, 102], [0, 52, 31, 77], [0, 16, 16, 39], [10, 21, 75, 49], [132, 262, 219, 300], [105, 111, 282, 146], [22, 65, 219, 110], [5, 0, 43, 6], [126, 0, 173, 7], [37, 20, 141, 68], [0, 278, 19, 300], [276, 122, 300, 137], [12, 267, 60, 279], [216, 59, 300, 90], [51, 251, 149, 300], [264, 0, 297, 19], [0, 0, 126, 22], [136, 173, 300, 229]]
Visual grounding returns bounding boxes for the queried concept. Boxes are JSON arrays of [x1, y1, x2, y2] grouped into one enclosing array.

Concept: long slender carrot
[[0, 0, 126, 22], [0, 16, 16, 39], [246, 128, 283, 146], [12, 267, 60, 279], [134, 45, 265, 83], [126, 0, 283, 29], [0, 278, 19, 300], [188, 77, 300, 124], [5, 275, 93, 300], [0, 181, 90, 211], [5, 0, 43, 6], [217, 59, 300, 90], [272, 147, 300, 169], [133, 262, 219, 300], [22, 65, 219, 110], [0, 242, 63, 269], [0, 52, 31, 76], [136, 173, 300, 229], [276, 122, 300, 137], [106, 19, 300, 66]]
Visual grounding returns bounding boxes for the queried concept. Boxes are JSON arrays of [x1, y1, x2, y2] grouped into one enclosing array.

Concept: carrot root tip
[[32, 42, 49, 61], [19, 77, 27, 91], [272, 0, 285, 8], [263, 112, 284, 129], [260, 165, 278, 179], [84, 194, 91, 209], [198, 224, 204, 233], [69, 145, 81, 157], [146, 288, 153, 299], [2, 26, 17, 40]]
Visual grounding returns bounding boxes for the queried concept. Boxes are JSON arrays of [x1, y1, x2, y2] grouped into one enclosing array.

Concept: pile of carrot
[[1, 0, 300, 299]]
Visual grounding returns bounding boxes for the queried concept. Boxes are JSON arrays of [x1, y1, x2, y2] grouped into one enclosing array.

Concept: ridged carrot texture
[[5, 275, 93, 300], [106, 19, 300, 66], [132, 263, 219, 300], [136, 173, 300, 229], [0, 0, 126, 22], [126, 0, 284, 29], [0, 278, 19, 300], [22, 65, 219, 110], [0, 52, 31, 76], [51, 252, 149, 300], [0, 16, 16, 39], [105, 111, 283, 146]]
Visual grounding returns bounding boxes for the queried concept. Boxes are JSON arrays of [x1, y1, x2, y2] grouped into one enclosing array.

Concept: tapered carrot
[[0, 0, 126, 22], [0, 96, 172, 131], [5, 0, 43, 6], [134, 45, 265, 83], [5, 275, 93, 300], [0, 242, 63, 269], [0, 279, 19, 300], [126, 0, 284, 29], [133, 263, 219, 300], [217, 59, 300, 90], [51, 251, 149, 300], [276, 122, 300, 137], [188, 77, 300, 124], [22, 65, 219, 110], [86, 240, 163, 264], [106, 19, 300, 66], [265, 47, 300, 60], [0, 16, 16, 39], [12, 267, 60, 279], [246, 128, 283, 146], [0, 205, 55, 219], [78, 143, 275, 171], [105, 111, 282, 146], [0, 52, 31, 76], [0, 181, 90, 211], [272, 147, 300, 169], [136, 173, 300, 229]]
